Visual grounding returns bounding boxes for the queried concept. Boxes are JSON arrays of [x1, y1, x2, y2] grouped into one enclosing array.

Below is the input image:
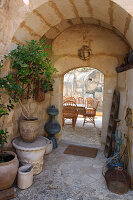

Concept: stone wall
[[0, 0, 133, 146], [1, 23, 130, 146], [118, 69, 133, 175], [1, 93, 51, 147], [1, 0, 133, 60], [52, 24, 129, 143]]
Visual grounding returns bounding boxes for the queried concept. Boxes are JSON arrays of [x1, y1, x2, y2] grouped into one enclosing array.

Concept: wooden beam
[[116, 63, 133, 73]]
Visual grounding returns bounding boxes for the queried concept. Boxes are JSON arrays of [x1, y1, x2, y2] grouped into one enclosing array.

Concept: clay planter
[[0, 151, 19, 190], [12, 136, 49, 175], [19, 117, 39, 142]]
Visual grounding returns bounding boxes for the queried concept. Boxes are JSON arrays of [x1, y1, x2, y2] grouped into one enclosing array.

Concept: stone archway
[[2, 23, 130, 146], [1, 0, 133, 56], [50, 24, 129, 143], [1, 0, 133, 146]]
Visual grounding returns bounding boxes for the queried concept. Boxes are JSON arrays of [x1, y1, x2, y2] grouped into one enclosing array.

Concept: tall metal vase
[[44, 105, 61, 148]]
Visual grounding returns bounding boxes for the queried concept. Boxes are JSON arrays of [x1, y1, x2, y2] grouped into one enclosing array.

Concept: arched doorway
[[0, 0, 132, 146], [62, 67, 104, 146], [51, 24, 129, 144], [1, 1, 133, 198], [2, 23, 129, 145]]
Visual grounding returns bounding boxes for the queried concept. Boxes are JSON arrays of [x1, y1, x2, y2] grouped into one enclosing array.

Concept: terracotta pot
[[0, 151, 19, 190], [19, 117, 39, 142]]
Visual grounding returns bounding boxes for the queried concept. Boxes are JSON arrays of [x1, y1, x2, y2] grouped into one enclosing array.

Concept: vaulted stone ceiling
[[12, 0, 133, 47]]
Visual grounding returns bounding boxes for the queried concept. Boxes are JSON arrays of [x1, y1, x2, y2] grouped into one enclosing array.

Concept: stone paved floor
[[62, 117, 102, 147], [13, 140, 133, 200]]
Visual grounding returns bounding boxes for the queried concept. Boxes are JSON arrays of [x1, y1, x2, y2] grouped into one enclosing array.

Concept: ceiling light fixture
[[78, 28, 91, 61]]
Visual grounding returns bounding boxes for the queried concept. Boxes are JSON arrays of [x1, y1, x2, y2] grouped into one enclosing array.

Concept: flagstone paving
[[13, 140, 133, 200], [62, 117, 102, 147]]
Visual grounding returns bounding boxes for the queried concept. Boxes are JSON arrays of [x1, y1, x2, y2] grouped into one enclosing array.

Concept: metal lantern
[[78, 45, 91, 61]]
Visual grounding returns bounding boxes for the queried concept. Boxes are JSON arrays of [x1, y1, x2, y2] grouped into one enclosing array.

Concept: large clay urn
[[0, 151, 19, 190], [19, 117, 39, 142]]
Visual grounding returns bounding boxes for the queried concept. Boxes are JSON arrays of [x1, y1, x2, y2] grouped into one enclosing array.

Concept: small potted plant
[[0, 128, 19, 190], [2, 39, 57, 142], [0, 69, 19, 190]]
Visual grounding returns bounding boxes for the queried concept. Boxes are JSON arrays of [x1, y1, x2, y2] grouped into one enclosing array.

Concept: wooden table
[[63, 104, 94, 116]]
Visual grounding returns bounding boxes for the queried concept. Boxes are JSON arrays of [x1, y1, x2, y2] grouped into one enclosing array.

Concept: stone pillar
[[50, 75, 63, 142]]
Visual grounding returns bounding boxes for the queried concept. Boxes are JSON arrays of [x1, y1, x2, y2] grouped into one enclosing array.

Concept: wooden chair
[[85, 97, 94, 108], [65, 97, 76, 103], [62, 100, 78, 128], [83, 101, 99, 127], [76, 97, 84, 104]]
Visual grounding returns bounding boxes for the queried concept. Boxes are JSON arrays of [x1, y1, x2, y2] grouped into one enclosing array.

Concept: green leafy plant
[[7, 39, 57, 96], [0, 70, 21, 161], [2, 39, 57, 118], [0, 101, 14, 156], [0, 129, 8, 148], [0, 129, 8, 163], [0, 39, 57, 159]]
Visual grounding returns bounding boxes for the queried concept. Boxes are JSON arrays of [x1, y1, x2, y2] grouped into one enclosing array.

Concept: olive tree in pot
[[2, 39, 57, 142], [0, 68, 20, 190]]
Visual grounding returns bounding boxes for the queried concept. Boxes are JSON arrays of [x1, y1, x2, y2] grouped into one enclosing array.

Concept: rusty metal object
[[105, 167, 131, 194]]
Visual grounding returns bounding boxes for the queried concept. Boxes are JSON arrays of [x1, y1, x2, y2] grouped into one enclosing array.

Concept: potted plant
[[0, 126, 19, 190], [2, 39, 57, 142], [0, 68, 19, 190]]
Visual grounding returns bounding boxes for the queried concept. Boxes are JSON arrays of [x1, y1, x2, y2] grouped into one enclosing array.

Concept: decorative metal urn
[[44, 105, 61, 149]]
